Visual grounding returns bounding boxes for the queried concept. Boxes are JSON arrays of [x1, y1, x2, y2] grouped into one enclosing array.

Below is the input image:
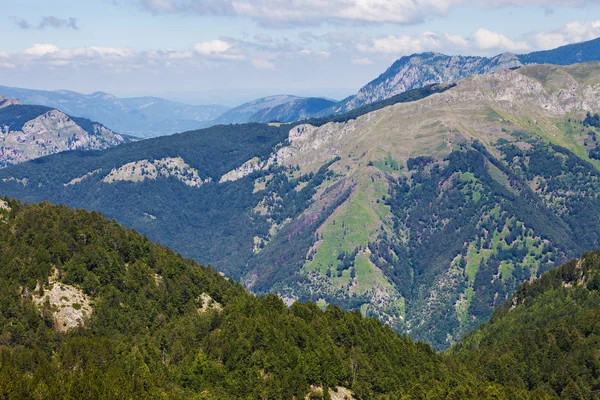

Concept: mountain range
[[0, 97, 130, 168], [212, 95, 337, 125], [331, 37, 600, 114], [0, 86, 230, 138], [1, 62, 599, 350], [2, 37, 599, 141]]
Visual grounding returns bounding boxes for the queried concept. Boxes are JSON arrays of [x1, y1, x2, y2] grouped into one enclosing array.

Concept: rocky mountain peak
[[0, 97, 22, 109]]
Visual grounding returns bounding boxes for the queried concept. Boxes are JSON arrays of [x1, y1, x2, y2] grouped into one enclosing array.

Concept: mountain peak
[[0, 97, 22, 109]]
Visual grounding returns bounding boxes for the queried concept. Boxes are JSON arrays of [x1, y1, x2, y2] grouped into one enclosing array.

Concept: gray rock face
[[328, 38, 600, 116], [0, 101, 127, 167], [331, 52, 522, 113]]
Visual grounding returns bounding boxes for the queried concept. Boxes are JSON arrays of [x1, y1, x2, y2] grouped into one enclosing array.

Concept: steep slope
[[0, 86, 229, 138], [452, 249, 600, 399], [0, 199, 530, 399], [0, 98, 129, 167], [334, 37, 600, 114], [332, 52, 521, 113], [240, 62, 600, 348], [1, 63, 599, 349]]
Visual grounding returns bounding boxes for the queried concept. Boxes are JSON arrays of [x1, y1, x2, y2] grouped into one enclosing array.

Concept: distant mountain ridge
[[0, 86, 230, 138], [213, 95, 336, 125], [333, 37, 600, 113], [0, 97, 129, 167]]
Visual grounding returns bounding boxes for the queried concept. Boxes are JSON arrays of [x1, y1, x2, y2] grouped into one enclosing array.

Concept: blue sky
[[1, 1, 599, 105]]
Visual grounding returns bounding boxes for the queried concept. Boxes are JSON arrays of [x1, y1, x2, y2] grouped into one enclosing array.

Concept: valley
[[4, 2, 600, 398], [1, 62, 599, 349]]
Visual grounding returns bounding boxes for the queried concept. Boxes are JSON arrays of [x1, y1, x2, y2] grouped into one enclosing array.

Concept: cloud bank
[[131, 0, 600, 26]]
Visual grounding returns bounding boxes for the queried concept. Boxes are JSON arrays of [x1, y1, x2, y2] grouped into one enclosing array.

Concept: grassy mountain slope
[[334, 37, 600, 113], [241, 62, 600, 348], [1, 63, 599, 349], [452, 249, 600, 399], [0, 198, 536, 399]]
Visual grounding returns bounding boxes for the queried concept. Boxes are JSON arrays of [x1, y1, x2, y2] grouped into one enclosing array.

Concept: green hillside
[[452, 249, 600, 399], [0, 198, 538, 399]]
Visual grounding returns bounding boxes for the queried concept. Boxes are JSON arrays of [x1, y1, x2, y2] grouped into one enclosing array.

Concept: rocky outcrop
[[0, 103, 127, 167], [0, 96, 21, 109], [103, 157, 210, 187], [331, 52, 522, 113], [31, 270, 92, 333]]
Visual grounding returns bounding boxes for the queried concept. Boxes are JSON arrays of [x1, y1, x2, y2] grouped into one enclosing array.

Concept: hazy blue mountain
[[213, 95, 303, 124], [519, 36, 600, 65], [0, 86, 230, 138], [214, 95, 336, 125], [248, 97, 337, 123]]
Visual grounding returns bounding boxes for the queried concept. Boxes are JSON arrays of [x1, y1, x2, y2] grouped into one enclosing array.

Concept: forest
[[0, 198, 541, 399], [3, 198, 600, 398]]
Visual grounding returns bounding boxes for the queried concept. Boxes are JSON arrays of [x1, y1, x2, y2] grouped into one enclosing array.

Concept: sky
[[0, 1, 600, 105]]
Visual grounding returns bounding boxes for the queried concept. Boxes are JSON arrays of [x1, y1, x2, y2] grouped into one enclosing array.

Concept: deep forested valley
[[3, 198, 600, 398]]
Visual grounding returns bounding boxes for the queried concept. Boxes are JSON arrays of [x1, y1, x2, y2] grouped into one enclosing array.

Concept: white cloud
[[358, 32, 441, 54], [129, 0, 600, 27], [352, 57, 374, 65], [443, 33, 470, 48], [142, 0, 176, 12], [252, 59, 275, 70], [23, 44, 60, 56], [194, 39, 232, 55], [473, 29, 531, 52], [529, 19, 600, 50]]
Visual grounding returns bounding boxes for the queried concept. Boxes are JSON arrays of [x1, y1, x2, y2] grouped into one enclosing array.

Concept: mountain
[[0, 86, 230, 138], [334, 37, 600, 114], [519, 36, 600, 65], [0, 97, 129, 168], [248, 97, 337, 123], [0, 63, 599, 350], [331, 52, 521, 114], [452, 249, 600, 398], [214, 95, 335, 124], [0, 198, 536, 399]]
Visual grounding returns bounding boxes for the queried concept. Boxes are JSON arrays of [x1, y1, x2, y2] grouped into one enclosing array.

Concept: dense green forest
[[306, 83, 456, 127], [453, 250, 600, 399], [0, 198, 545, 399], [4, 198, 600, 398]]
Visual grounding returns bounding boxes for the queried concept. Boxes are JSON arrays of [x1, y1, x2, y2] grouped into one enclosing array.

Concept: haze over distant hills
[[213, 95, 337, 125], [0, 86, 230, 138]]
